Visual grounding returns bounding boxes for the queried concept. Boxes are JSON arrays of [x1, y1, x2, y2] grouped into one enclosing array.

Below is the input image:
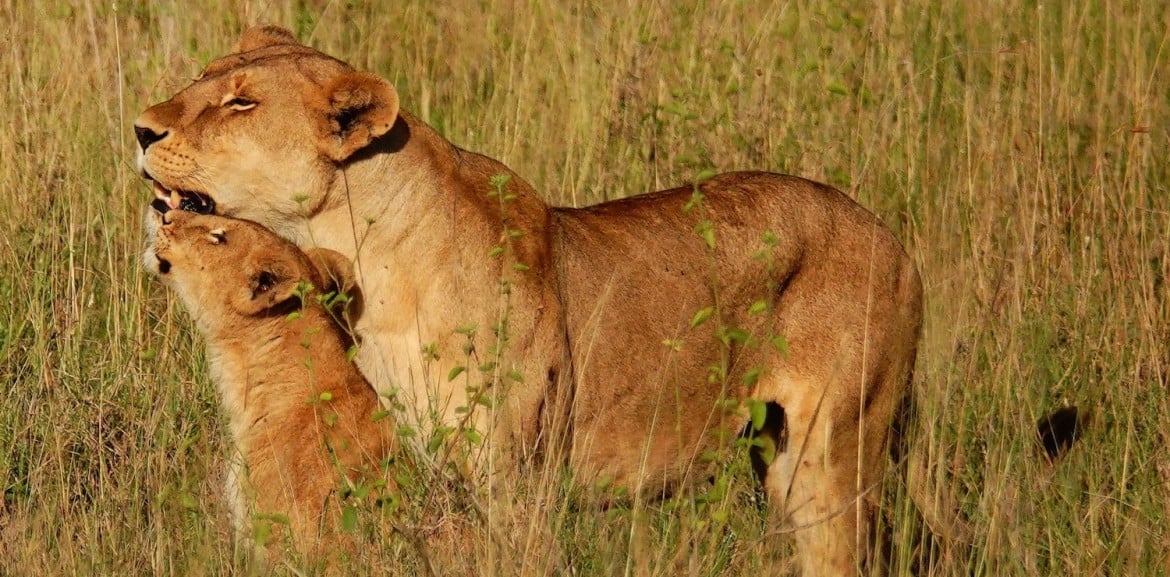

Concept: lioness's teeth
[[170, 189, 181, 209]]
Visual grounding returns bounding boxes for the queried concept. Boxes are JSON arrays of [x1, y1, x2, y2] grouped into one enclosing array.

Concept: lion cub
[[144, 210, 394, 562]]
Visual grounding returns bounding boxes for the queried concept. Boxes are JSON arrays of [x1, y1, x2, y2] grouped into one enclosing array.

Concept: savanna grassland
[[1, 1, 1167, 575]]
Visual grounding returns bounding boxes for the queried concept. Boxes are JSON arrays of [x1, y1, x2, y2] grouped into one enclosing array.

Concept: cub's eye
[[222, 95, 257, 111]]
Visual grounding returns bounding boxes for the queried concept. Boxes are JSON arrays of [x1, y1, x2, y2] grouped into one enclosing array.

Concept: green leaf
[[394, 470, 413, 489], [748, 399, 767, 432], [702, 227, 716, 249], [718, 327, 750, 345], [419, 343, 439, 362], [753, 435, 777, 465], [448, 365, 467, 382], [709, 475, 728, 501], [489, 173, 512, 188], [690, 306, 715, 328], [462, 429, 484, 445], [340, 505, 358, 533], [254, 512, 289, 525], [427, 428, 449, 454], [252, 519, 272, 546], [512, 262, 530, 272], [318, 391, 333, 402], [770, 334, 789, 356], [694, 168, 718, 182], [488, 246, 505, 258], [693, 220, 716, 249], [748, 300, 768, 315], [827, 81, 849, 96], [743, 367, 762, 388]]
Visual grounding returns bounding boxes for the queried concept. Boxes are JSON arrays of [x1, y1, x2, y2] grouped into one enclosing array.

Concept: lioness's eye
[[223, 96, 257, 111]]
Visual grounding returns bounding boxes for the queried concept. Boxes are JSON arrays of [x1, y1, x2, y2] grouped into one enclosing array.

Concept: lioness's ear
[[316, 72, 400, 162], [234, 25, 302, 53], [305, 248, 356, 296]]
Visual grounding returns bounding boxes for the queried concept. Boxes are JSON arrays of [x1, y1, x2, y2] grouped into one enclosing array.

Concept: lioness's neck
[[306, 112, 456, 254], [296, 110, 556, 434], [307, 111, 547, 261]]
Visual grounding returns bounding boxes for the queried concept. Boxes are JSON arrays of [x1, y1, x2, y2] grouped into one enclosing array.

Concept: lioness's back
[[551, 171, 920, 493]]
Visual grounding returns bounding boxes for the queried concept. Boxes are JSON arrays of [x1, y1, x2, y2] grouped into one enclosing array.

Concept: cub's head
[[134, 25, 399, 240], [145, 210, 355, 329]]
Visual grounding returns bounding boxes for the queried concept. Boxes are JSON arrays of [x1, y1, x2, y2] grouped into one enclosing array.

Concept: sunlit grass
[[1, 1, 1166, 575]]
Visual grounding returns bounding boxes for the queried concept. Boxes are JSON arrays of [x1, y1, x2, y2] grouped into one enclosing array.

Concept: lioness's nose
[[134, 125, 167, 151]]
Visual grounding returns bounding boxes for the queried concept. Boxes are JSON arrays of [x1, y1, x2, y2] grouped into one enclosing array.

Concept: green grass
[[1, 1, 1167, 575]]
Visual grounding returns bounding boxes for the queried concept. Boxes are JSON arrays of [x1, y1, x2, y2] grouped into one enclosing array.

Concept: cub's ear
[[305, 248, 362, 320], [233, 25, 302, 53], [233, 267, 304, 316], [314, 72, 400, 162], [305, 248, 357, 297]]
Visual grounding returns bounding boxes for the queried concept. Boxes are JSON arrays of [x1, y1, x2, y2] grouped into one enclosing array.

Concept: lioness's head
[[145, 210, 355, 327], [134, 25, 399, 240]]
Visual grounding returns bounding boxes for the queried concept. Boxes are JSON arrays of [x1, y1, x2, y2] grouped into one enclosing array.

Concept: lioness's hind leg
[[759, 373, 891, 577]]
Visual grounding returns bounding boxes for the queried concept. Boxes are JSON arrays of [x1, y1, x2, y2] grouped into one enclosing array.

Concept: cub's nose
[[134, 125, 167, 151]]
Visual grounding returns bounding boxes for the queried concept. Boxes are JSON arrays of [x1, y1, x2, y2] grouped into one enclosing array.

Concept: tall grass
[[1, 1, 1167, 575]]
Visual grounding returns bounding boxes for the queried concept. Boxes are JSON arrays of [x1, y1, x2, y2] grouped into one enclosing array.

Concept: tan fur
[[144, 210, 394, 564], [136, 25, 923, 575]]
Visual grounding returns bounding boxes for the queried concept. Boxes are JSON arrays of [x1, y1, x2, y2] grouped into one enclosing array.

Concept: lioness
[[144, 209, 394, 562], [135, 25, 922, 575]]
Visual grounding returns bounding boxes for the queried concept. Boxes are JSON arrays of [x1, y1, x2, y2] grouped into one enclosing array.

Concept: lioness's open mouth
[[150, 181, 216, 215]]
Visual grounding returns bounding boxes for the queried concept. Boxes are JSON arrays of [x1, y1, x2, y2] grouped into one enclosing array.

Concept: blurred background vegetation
[[0, 1, 1166, 575]]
